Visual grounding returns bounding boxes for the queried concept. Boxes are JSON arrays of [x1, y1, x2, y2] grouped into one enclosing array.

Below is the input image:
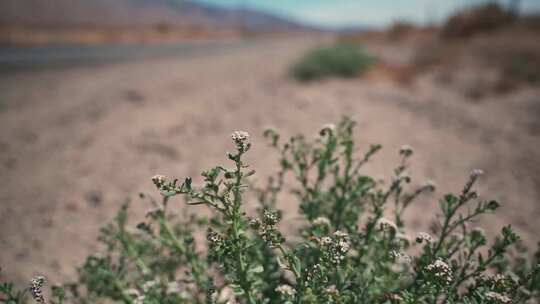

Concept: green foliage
[[290, 44, 375, 82], [0, 281, 27, 304], [3, 118, 540, 303]]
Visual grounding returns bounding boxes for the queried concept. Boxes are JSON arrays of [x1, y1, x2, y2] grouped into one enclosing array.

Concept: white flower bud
[[275, 284, 296, 296]]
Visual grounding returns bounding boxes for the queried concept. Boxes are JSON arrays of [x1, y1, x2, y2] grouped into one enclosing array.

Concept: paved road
[[0, 39, 248, 71]]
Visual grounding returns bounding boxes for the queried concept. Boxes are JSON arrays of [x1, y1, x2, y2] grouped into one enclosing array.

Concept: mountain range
[[0, 0, 309, 32]]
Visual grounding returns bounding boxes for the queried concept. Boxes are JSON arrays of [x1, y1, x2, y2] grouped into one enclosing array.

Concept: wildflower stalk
[[332, 127, 353, 230], [227, 133, 256, 304], [432, 171, 489, 257]]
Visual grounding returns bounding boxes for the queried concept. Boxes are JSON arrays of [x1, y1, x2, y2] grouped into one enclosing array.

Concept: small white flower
[[217, 286, 236, 302], [231, 131, 249, 142], [376, 217, 398, 232], [322, 123, 336, 131], [249, 218, 261, 227], [262, 209, 279, 225], [318, 231, 351, 265], [320, 236, 333, 246], [416, 232, 434, 244], [485, 291, 511, 303], [275, 284, 296, 296], [333, 230, 349, 239], [325, 285, 339, 295], [425, 259, 453, 285], [338, 240, 350, 252], [207, 229, 223, 245], [231, 131, 250, 152], [313, 216, 331, 226], [151, 174, 167, 187], [399, 145, 414, 156], [471, 169, 484, 178], [166, 281, 181, 294], [492, 274, 506, 284], [29, 276, 46, 304]]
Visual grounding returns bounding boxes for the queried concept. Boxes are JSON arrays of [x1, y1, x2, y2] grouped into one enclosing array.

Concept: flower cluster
[[249, 209, 284, 246], [231, 130, 250, 153], [151, 174, 167, 189], [319, 231, 351, 265], [416, 232, 434, 244], [207, 228, 224, 248], [425, 259, 453, 285], [477, 273, 518, 296], [150, 174, 191, 195], [399, 144, 414, 157], [29, 276, 46, 304], [485, 291, 512, 303], [305, 263, 324, 284], [313, 216, 331, 227], [275, 284, 296, 297], [325, 284, 339, 296]]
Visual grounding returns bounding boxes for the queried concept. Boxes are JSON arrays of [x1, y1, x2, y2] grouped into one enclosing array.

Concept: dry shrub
[[388, 21, 416, 40], [411, 41, 461, 72], [441, 3, 515, 39], [363, 61, 416, 86], [474, 36, 540, 91], [412, 13, 540, 96]]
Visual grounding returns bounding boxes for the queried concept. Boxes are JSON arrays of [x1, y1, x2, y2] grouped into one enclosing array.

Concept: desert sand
[[1, 36, 539, 285]]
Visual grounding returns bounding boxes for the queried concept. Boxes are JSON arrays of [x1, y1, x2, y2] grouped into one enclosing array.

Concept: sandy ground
[[1, 36, 539, 286]]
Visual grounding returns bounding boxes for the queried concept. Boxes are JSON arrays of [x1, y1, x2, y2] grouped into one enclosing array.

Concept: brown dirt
[[1, 36, 539, 287]]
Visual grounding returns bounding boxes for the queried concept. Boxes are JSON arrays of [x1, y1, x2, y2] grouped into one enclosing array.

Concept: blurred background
[[1, 0, 539, 286]]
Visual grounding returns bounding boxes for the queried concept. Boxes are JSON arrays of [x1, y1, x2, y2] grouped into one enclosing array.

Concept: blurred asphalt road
[[0, 39, 249, 71]]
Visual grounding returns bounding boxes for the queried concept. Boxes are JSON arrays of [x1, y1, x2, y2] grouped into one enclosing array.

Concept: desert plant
[[3, 118, 540, 304], [387, 21, 416, 40], [441, 3, 515, 39], [290, 44, 375, 82]]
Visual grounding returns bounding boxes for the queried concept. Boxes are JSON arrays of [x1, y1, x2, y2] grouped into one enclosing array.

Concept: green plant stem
[[113, 280, 134, 304], [231, 153, 255, 304], [120, 237, 151, 276], [277, 245, 301, 280], [333, 142, 353, 229], [160, 216, 207, 289]]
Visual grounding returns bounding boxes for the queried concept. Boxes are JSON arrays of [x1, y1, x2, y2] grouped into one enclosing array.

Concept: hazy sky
[[195, 0, 540, 28]]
